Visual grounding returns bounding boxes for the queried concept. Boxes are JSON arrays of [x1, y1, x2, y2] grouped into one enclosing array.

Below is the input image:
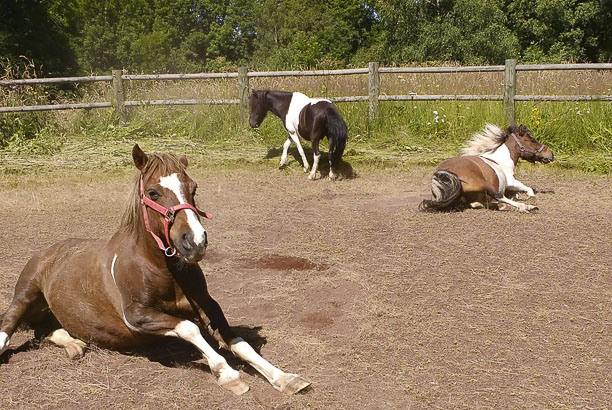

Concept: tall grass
[[1, 62, 610, 175]]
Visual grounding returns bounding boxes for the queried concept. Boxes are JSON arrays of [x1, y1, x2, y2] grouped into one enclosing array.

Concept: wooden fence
[[1, 60, 611, 125]]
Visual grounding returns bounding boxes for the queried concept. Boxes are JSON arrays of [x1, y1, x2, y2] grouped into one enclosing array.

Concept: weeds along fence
[[1, 59, 611, 126]]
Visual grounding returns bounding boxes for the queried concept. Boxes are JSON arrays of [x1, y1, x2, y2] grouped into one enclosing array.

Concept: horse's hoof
[[308, 173, 316, 180], [219, 375, 249, 396], [65, 342, 85, 360], [275, 373, 311, 395]]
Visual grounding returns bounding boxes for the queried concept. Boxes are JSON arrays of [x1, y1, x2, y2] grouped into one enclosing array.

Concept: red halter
[[510, 133, 546, 160], [140, 175, 212, 257]]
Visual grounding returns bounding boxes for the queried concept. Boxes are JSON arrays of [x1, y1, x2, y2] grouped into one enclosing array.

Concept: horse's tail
[[419, 170, 462, 212], [326, 107, 347, 165]]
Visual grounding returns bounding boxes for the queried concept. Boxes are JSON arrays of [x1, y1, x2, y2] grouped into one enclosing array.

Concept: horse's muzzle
[[540, 151, 554, 164], [177, 231, 207, 262]]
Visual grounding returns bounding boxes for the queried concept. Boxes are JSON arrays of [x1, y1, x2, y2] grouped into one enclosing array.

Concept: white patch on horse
[[284, 92, 331, 138], [159, 173, 206, 245], [480, 143, 529, 194], [165, 320, 247, 394], [0, 331, 10, 356], [110, 253, 141, 333], [230, 337, 311, 394], [309, 153, 321, 180], [110, 253, 118, 285]]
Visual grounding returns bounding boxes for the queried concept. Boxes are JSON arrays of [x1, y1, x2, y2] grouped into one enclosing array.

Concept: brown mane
[[120, 153, 187, 230]]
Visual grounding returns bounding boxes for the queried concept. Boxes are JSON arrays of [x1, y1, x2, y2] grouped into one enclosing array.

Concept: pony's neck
[[265, 91, 292, 120], [504, 136, 522, 165]]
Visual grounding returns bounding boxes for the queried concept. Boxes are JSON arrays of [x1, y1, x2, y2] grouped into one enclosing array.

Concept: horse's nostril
[[182, 232, 193, 250]]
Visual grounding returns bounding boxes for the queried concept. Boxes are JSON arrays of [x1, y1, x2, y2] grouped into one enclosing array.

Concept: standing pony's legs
[[328, 137, 337, 180], [279, 138, 292, 168], [289, 132, 310, 172], [309, 138, 321, 180]]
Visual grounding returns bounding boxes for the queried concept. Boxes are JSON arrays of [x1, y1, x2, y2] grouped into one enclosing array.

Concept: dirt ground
[[0, 163, 610, 409]]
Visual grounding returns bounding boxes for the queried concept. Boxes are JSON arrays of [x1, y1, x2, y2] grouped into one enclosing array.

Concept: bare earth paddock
[[0, 165, 610, 409]]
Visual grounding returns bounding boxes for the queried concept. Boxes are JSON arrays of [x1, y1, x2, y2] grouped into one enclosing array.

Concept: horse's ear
[[132, 144, 148, 170], [518, 124, 527, 135], [179, 155, 188, 168], [251, 87, 257, 98]]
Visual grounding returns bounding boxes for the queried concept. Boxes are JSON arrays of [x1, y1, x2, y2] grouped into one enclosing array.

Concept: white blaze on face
[[159, 173, 206, 245]]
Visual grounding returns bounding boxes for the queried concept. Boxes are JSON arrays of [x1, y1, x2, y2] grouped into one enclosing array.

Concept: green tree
[[0, 0, 78, 75], [251, 0, 376, 69], [506, 0, 612, 62]]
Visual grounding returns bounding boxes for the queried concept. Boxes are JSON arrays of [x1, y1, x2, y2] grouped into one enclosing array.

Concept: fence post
[[503, 59, 517, 125], [112, 69, 127, 125], [368, 62, 380, 122], [238, 67, 249, 123]]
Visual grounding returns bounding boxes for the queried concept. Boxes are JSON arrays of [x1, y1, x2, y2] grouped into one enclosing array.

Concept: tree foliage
[[1, 0, 610, 75]]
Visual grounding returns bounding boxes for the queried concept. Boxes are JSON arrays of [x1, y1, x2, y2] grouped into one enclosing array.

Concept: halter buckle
[[164, 247, 177, 257], [165, 209, 176, 222]]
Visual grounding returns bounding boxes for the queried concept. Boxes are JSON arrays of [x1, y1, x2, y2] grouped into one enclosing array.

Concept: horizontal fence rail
[[1, 61, 611, 123]]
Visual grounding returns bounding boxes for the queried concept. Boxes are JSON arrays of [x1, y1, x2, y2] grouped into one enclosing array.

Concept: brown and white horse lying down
[[0, 145, 310, 396], [420, 124, 554, 212]]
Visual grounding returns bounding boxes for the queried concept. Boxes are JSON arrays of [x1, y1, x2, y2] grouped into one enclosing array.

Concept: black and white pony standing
[[248, 89, 347, 180]]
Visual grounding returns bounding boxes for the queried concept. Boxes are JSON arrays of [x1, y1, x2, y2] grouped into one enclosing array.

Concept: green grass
[[0, 98, 610, 185]]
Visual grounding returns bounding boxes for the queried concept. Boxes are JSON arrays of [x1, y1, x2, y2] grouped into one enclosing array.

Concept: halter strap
[[510, 133, 546, 158], [140, 175, 212, 257]]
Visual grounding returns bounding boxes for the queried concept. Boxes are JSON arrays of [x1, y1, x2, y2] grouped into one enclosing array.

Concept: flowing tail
[[419, 170, 462, 211], [326, 108, 347, 166]]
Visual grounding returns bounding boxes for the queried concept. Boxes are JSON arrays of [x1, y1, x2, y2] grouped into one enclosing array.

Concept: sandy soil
[[0, 164, 610, 409]]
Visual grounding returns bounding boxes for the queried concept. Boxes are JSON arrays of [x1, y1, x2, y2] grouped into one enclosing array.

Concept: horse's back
[[437, 155, 499, 196], [285, 92, 331, 134]]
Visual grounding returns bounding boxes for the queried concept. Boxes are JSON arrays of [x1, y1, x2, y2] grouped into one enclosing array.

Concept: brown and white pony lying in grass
[[0, 144, 310, 396], [420, 124, 554, 212]]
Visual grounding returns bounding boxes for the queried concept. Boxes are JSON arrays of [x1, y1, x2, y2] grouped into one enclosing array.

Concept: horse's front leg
[[197, 295, 311, 395], [123, 304, 249, 395], [496, 195, 538, 212], [308, 138, 321, 180], [508, 179, 535, 199], [279, 138, 292, 168]]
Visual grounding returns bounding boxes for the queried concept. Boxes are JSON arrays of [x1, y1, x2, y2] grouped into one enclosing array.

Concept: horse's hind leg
[[308, 138, 321, 180], [47, 328, 87, 360], [200, 295, 311, 395], [328, 137, 337, 180], [289, 132, 310, 172], [0, 260, 51, 357]]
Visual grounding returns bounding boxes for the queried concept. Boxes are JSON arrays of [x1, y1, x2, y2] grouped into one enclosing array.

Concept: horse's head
[[132, 144, 211, 263], [509, 125, 554, 164], [248, 89, 268, 128]]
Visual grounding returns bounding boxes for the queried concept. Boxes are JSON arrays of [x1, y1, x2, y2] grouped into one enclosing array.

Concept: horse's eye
[[148, 189, 161, 200]]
